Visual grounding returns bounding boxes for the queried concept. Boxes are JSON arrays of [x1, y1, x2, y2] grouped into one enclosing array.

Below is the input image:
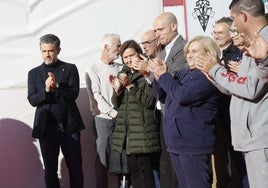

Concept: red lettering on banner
[[163, 0, 184, 6]]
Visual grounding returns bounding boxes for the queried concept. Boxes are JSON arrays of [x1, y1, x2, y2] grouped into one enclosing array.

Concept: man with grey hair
[[195, 0, 268, 187], [27, 33, 84, 188], [85, 33, 121, 188], [211, 17, 248, 188]]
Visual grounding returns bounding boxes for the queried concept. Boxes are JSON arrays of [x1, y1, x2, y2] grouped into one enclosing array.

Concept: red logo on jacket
[[221, 71, 247, 84]]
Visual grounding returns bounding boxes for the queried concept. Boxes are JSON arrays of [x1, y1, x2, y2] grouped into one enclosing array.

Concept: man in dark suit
[[211, 17, 248, 188], [27, 34, 84, 188], [153, 12, 187, 188]]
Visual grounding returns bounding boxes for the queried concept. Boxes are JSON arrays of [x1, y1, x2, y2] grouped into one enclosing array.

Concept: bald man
[[140, 30, 161, 59], [133, 30, 162, 76], [153, 12, 187, 188], [153, 12, 187, 75]]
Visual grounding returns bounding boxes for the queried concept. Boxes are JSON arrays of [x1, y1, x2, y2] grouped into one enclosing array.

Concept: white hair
[[101, 33, 120, 47]]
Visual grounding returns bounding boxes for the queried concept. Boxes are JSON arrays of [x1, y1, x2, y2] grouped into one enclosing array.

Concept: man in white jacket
[[85, 33, 122, 188]]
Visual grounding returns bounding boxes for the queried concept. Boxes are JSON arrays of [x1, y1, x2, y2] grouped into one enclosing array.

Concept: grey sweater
[[209, 25, 268, 152]]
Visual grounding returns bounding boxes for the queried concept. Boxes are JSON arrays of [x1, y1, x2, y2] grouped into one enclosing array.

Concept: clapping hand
[[148, 58, 167, 80], [228, 60, 241, 74], [132, 54, 150, 77], [117, 72, 131, 87], [240, 32, 268, 60], [195, 52, 218, 74], [45, 72, 56, 92], [109, 75, 121, 94]]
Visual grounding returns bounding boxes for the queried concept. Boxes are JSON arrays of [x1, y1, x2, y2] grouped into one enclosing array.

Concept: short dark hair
[[215, 17, 233, 27], [119, 40, 143, 63], [229, 0, 265, 17], [39, 34, 61, 48]]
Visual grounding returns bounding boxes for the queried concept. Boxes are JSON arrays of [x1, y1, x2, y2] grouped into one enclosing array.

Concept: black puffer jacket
[[111, 66, 160, 154]]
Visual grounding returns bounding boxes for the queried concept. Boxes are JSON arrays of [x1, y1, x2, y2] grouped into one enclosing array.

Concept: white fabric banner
[[0, 0, 163, 89]]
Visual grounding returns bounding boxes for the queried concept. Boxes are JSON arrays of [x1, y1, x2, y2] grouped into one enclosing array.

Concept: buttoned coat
[[27, 60, 84, 138]]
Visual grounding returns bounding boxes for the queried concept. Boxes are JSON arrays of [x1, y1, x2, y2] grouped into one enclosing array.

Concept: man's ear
[[240, 11, 248, 22], [104, 44, 109, 50], [171, 22, 177, 32], [57, 47, 61, 55]]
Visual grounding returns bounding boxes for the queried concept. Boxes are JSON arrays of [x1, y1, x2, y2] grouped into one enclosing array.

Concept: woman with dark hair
[[110, 40, 160, 188]]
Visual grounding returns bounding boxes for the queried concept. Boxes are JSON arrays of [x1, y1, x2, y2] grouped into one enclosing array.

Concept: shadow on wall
[[0, 118, 45, 188], [0, 87, 99, 188]]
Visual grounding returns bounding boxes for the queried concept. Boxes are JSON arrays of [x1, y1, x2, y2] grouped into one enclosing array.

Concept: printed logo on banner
[[192, 0, 215, 32]]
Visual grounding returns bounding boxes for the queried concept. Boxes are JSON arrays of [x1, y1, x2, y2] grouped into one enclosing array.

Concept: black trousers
[[39, 121, 83, 188], [127, 153, 155, 188]]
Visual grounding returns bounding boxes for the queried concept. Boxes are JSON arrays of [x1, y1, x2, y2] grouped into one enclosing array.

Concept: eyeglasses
[[211, 31, 227, 36], [140, 38, 156, 46], [229, 29, 239, 36]]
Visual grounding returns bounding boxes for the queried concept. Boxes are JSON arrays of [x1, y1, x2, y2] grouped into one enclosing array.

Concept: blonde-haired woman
[[150, 36, 221, 188]]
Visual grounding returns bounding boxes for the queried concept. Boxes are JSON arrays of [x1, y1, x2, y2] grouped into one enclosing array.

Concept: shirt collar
[[165, 34, 179, 51], [164, 34, 179, 61]]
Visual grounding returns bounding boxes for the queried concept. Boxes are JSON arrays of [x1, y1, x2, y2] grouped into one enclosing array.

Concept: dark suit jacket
[[159, 35, 188, 112], [161, 35, 188, 76], [27, 60, 84, 138]]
